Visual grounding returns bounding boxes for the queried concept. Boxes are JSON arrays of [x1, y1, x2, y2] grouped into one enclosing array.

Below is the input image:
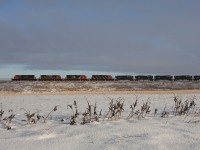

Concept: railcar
[[194, 75, 200, 81], [12, 75, 37, 81], [90, 75, 113, 81], [174, 75, 192, 81], [154, 75, 173, 81], [65, 75, 87, 81], [115, 75, 133, 81], [135, 75, 153, 81], [38, 75, 62, 81]]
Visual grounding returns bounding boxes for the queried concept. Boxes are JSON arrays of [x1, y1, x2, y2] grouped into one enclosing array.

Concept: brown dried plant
[[0, 103, 4, 122], [173, 96, 196, 116], [21, 108, 42, 124], [67, 101, 79, 125], [138, 99, 151, 119], [3, 109, 15, 130], [127, 96, 139, 119], [81, 101, 102, 125], [43, 105, 60, 123], [104, 97, 124, 121]]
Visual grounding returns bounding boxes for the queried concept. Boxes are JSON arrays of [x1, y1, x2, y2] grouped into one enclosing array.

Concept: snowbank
[[0, 94, 200, 150]]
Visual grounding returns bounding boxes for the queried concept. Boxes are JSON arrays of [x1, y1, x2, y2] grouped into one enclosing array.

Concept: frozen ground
[[0, 94, 200, 150], [0, 81, 200, 94]]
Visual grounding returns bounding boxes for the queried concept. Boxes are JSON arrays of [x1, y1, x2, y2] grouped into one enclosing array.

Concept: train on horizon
[[11, 75, 200, 81]]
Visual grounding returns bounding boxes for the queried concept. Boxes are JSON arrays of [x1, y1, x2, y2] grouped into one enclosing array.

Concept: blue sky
[[0, 0, 200, 79]]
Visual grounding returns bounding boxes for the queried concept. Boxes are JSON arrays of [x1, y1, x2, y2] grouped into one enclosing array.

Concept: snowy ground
[[0, 94, 200, 150]]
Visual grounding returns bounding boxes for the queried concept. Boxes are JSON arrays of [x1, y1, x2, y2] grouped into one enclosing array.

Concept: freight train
[[12, 75, 200, 81]]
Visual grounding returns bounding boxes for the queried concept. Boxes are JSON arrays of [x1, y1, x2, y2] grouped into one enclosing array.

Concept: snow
[[0, 94, 200, 150]]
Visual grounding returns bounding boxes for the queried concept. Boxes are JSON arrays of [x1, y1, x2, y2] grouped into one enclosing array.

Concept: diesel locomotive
[[90, 75, 113, 81], [12, 75, 37, 81], [38, 75, 62, 81], [174, 75, 192, 81], [154, 75, 173, 81], [135, 75, 153, 81], [65, 75, 87, 81]]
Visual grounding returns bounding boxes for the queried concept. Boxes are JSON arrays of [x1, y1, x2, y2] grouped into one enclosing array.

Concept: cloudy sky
[[0, 0, 200, 79]]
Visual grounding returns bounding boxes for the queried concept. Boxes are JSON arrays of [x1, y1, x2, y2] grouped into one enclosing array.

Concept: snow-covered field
[[0, 94, 200, 150]]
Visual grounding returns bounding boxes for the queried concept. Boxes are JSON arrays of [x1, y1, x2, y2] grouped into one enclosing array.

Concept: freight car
[[115, 75, 133, 81], [38, 75, 62, 81], [65, 75, 87, 81], [154, 75, 173, 81], [90, 75, 113, 81], [135, 75, 153, 81], [12, 75, 37, 81], [174, 75, 192, 81], [194, 75, 200, 81]]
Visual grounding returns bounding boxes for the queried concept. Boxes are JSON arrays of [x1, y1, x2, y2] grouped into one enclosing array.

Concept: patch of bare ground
[[1, 90, 200, 96], [0, 80, 200, 96]]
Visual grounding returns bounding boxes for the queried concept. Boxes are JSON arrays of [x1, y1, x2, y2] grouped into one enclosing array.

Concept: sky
[[0, 0, 200, 79]]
